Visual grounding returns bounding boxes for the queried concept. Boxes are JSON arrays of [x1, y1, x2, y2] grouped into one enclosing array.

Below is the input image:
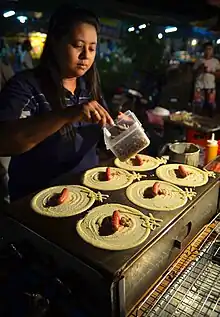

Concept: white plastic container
[[103, 110, 150, 161]]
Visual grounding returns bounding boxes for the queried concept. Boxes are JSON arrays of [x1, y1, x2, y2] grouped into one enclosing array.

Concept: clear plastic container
[[103, 110, 150, 162]]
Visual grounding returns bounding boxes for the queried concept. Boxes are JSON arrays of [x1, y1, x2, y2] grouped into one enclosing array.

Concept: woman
[[0, 4, 113, 201]]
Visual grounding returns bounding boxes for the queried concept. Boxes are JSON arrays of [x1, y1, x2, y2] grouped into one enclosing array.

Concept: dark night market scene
[[0, 1, 220, 316]]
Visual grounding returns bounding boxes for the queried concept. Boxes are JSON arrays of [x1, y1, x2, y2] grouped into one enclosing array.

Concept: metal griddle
[[2, 166, 220, 317]]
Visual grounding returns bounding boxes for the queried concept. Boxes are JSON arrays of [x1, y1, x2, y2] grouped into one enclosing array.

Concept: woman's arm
[[0, 76, 113, 156], [0, 109, 78, 155], [0, 102, 112, 156], [0, 75, 73, 155]]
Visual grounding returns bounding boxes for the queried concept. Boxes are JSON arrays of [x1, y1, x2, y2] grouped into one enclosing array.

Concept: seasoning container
[[103, 110, 150, 162], [205, 133, 218, 165]]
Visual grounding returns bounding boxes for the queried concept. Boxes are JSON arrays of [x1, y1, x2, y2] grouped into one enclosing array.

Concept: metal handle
[[174, 222, 192, 250], [158, 143, 171, 157]]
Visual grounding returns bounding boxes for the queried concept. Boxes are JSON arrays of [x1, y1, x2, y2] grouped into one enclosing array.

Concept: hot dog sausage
[[152, 182, 160, 196], [135, 155, 144, 166], [112, 210, 121, 232], [178, 165, 189, 178], [106, 167, 112, 181], [57, 188, 69, 205]]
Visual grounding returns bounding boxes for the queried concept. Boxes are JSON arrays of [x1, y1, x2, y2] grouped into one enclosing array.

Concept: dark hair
[[203, 41, 213, 49], [40, 4, 102, 108]]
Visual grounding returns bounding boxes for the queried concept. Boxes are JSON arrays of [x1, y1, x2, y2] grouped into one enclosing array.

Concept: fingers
[[91, 107, 102, 123], [84, 101, 114, 126], [83, 107, 91, 121], [91, 102, 105, 125], [93, 101, 114, 126]]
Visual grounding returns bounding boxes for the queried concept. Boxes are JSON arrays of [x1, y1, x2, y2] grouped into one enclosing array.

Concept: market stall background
[[0, 1, 220, 317]]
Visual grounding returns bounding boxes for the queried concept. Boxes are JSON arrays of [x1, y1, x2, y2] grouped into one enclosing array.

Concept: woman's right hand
[[64, 101, 114, 126], [80, 101, 114, 126]]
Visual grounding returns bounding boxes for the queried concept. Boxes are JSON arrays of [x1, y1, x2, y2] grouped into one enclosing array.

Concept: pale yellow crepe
[[114, 155, 164, 172], [126, 180, 188, 211], [82, 167, 134, 191], [156, 164, 208, 187], [76, 203, 153, 250], [31, 185, 96, 217]]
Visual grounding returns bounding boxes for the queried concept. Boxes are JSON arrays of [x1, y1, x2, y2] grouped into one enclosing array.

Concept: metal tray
[[131, 214, 220, 317]]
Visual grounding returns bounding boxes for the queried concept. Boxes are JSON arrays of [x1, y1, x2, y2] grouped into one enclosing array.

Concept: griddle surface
[[4, 168, 219, 278]]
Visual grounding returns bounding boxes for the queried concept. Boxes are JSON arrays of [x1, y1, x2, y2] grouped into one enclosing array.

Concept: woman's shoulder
[[0, 68, 48, 120], [1, 68, 41, 98], [7, 68, 38, 86]]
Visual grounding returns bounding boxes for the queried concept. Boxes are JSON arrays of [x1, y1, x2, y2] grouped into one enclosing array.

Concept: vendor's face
[[204, 45, 213, 59], [57, 22, 97, 78]]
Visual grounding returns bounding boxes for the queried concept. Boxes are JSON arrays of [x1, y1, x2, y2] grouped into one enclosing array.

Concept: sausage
[[178, 165, 189, 178], [112, 210, 121, 232], [57, 188, 69, 205], [135, 154, 144, 166], [106, 167, 112, 181], [211, 162, 220, 173], [152, 182, 160, 196], [118, 112, 133, 124]]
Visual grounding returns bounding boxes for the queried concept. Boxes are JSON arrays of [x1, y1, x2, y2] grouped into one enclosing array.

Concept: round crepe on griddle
[[114, 154, 162, 172], [83, 167, 134, 191], [76, 204, 151, 250], [126, 180, 187, 211], [156, 164, 208, 187], [31, 185, 96, 217]]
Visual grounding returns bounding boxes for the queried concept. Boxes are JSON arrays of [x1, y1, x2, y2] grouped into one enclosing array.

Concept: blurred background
[[1, 0, 220, 110]]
